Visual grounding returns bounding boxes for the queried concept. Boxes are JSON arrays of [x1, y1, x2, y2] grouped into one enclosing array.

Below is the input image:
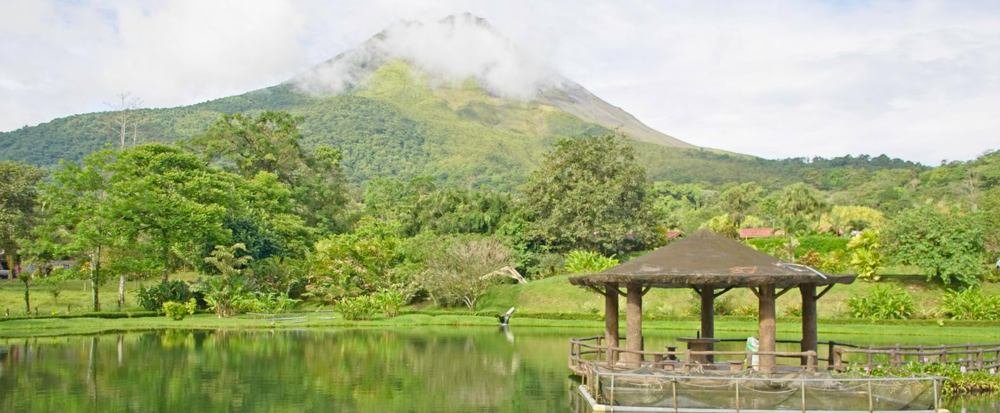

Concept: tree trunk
[[22, 278, 31, 315], [6, 254, 15, 280], [92, 247, 101, 312], [162, 243, 170, 282], [118, 274, 126, 309], [9, 255, 29, 314]]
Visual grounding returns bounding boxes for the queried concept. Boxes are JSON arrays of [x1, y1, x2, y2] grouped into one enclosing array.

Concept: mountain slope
[[0, 13, 923, 189]]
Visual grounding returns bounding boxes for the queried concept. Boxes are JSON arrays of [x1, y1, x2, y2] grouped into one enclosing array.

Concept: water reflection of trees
[[0, 328, 573, 412]]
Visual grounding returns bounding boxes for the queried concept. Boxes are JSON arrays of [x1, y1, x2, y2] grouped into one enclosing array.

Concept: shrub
[[940, 288, 1000, 320], [162, 299, 197, 321], [372, 289, 406, 318], [529, 253, 565, 279], [798, 251, 823, 269], [847, 229, 882, 281], [745, 237, 786, 257], [417, 237, 514, 309], [138, 280, 198, 312], [230, 293, 300, 314], [335, 295, 380, 320], [846, 285, 915, 320], [563, 250, 619, 274]]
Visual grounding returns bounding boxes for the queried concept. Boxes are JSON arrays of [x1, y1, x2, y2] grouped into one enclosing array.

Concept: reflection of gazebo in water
[[569, 229, 855, 373]]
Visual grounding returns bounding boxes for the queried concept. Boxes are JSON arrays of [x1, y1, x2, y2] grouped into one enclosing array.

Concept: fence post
[[671, 379, 678, 413], [933, 378, 940, 412], [832, 348, 843, 371], [867, 380, 874, 413], [827, 341, 836, 370], [807, 351, 816, 373], [800, 378, 807, 412], [610, 374, 615, 406], [735, 377, 741, 413]]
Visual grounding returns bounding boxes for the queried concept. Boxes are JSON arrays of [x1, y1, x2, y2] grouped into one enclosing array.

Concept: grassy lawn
[[478, 274, 1000, 319], [3, 272, 999, 340], [0, 272, 200, 317]]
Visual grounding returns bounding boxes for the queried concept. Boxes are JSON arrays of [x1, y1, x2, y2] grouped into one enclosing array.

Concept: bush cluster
[[334, 295, 380, 320], [846, 285, 915, 320], [562, 250, 618, 274], [940, 288, 1000, 320], [868, 362, 1000, 397], [138, 280, 203, 312], [334, 290, 408, 320], [162, 299, 197, 321]]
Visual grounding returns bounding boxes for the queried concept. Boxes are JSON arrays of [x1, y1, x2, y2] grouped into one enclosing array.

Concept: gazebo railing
[[714, 337, 860, 368], [569, 336, 819, 374]]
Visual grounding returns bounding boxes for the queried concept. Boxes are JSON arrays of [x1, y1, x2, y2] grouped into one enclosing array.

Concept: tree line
[[0, 111, 996, 317]]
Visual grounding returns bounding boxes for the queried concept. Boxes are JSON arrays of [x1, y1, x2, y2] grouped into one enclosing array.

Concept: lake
[[1, 327, 997, 412]]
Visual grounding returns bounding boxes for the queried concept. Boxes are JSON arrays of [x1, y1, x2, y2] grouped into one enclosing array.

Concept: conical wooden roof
[[568, 230, 854, 288]]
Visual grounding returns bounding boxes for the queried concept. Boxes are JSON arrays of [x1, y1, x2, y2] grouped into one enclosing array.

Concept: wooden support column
[[604, 283, 620, 364], [700, 287, 715, 362], [700, 287, 715, 340], [800, 284, 818, 367], [758, 285, 777, 374], [626, 283, 644, 367]]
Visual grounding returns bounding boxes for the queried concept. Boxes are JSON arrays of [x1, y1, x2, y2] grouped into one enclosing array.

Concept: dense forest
[[1, 107, 996, 321]]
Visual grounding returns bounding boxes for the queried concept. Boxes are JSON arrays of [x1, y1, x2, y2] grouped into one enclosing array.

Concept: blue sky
[[2, 0, 998, 164]]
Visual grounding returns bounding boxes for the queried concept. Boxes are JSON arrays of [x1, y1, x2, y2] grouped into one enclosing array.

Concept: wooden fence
[[833, 343, 1000, 372]]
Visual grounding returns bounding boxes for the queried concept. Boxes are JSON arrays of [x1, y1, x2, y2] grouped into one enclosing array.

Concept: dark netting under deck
[[590, 368, 940, 412]]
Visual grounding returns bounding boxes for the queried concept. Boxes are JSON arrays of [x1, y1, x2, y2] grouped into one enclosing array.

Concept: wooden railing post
[[807, 351, 817, 372], [827, 341, 836, 370], [832, 348, 843, 371]]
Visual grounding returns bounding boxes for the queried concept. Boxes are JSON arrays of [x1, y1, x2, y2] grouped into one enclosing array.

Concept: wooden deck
[[568, 335, 959, 412]]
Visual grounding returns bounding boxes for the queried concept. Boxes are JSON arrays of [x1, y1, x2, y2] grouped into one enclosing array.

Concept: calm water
[[0, 327, 997, 412]]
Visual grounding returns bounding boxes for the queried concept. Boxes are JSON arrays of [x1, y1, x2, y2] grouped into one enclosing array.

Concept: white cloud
[[294, 13, 558, 99], [1, 0, 998, 164]]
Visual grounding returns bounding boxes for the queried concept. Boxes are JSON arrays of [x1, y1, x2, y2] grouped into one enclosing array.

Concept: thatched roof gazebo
[[568, 229, 855, 373]]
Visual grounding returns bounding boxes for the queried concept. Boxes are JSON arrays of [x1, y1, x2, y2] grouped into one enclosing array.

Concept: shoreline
[[3, 311, 1000, 341]]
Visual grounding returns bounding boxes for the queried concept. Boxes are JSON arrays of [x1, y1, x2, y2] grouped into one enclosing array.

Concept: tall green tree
[[0, 161, 45, 313], [190, 112, 349, 232], [106, 145, 237, 281], [883, 205, 985, 287], [522, 135, 657, 256], [719, 182, 763, 231], [31, 152, 117, 311]]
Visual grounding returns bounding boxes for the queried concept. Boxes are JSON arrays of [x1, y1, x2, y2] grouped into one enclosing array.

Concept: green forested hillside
[[0, 61, 932, 189]]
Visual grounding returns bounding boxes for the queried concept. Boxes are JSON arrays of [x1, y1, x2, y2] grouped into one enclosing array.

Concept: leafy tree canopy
[[522, 135, 659, 256], [883, 205, 986, 287]]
